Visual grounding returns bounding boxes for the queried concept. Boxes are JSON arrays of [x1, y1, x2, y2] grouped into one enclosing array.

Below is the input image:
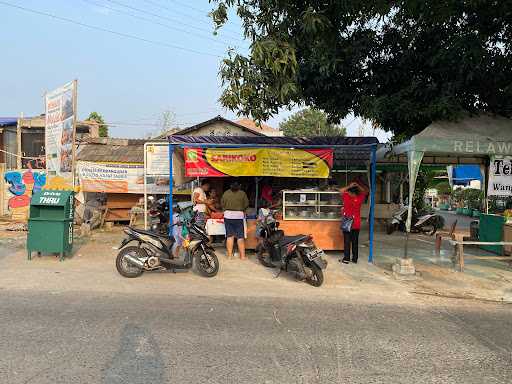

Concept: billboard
[[45, 80, 77, 189]]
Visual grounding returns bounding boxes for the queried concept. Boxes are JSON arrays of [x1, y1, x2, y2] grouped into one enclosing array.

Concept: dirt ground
[[1, 225, 511, 304]]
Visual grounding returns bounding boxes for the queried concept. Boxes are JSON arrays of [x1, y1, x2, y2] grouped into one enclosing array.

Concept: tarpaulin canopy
[[0, 117, 18, 127], [168, 135, 378, 147], [376, 114, 512, 236], [380, 114, 512, 158], [452, 165, 482, 185]]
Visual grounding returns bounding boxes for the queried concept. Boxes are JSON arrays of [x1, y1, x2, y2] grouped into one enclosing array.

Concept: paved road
[[438, 210, 477, 230], [1, 290, 511, 383]]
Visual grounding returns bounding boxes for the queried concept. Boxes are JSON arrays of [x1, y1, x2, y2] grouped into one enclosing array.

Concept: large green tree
[[87, 112, 108, 137], [280, 108, 346, 137], [210, 1, 512, 138]]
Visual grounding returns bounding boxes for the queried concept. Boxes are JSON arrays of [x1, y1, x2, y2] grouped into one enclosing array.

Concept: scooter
[[255, 209, 327, 287], [387, 206, 444, 235], [115, 202, 219, 278]]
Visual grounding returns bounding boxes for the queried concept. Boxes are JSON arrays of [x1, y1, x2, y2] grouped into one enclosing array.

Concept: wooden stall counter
[[246, 219, 343, 251]]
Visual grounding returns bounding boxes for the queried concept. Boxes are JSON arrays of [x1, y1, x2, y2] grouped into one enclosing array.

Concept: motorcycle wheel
[[426, 225, 438, 236], [306, 264, 324, 287], [194, 249, 219, 278], [256, 246, 275, 268], [386, 222, 397, 235], [116, 246, 145, 278]]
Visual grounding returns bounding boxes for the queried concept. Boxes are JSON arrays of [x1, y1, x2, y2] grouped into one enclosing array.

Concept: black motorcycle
[[115, 203, 219, 278], [255, 209, 327, 287], [386, 205, 445, 235]]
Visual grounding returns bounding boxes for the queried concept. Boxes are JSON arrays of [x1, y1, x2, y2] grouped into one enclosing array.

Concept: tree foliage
[[279, 108, 346, 137], [87, 112, 108, 137], [210, 1, 512, 138]]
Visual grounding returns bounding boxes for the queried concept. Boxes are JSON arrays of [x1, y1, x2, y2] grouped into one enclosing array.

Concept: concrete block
[[392, 258, 417, 280]]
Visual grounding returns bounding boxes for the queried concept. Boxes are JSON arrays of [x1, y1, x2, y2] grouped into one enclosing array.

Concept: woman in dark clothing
[[340, 181, 369, 264]]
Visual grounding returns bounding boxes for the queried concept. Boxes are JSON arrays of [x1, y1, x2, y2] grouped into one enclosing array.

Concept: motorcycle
[[386, 206, 444, 235], [115, 202, 219, 278], [255, 209, 327, 287], [147, 195, 170, 235]]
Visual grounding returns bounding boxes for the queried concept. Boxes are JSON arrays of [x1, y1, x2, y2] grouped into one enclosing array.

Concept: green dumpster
[[27, 190, 74, 261], [478, 213, 505, 255]]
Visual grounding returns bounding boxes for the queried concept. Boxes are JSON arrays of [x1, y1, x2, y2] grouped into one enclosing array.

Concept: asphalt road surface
[[1, 291, 511, 384]]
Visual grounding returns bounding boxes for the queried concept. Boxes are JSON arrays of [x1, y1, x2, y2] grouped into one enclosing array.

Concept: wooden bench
[[435, 220, 470, 271], [448, 239, 512, 272]]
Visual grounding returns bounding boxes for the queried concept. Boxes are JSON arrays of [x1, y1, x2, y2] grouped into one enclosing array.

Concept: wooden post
[[16, 112, 23, 169]]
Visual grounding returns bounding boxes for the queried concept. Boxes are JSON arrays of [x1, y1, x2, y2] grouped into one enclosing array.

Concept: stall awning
[[379, 114, 512, 159], [168, 135, 378, 147]]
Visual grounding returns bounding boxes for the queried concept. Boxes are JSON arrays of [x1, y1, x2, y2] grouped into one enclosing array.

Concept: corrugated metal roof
[[76, 137, 158, 163]]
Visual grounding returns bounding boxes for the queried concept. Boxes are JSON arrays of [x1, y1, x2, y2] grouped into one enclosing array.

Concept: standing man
[[192, 179, 210, 228], [340, 180, 368, 264], [221, 181, 249, 260]]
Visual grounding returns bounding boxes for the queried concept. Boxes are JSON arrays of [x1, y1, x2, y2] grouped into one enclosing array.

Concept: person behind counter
[[192, 179, 211, 228], [340, 181, 368, 264], [221, 181, 249, 260]]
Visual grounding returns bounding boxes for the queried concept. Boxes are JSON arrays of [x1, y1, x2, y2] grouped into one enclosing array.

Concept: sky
[[0, 0, 391, 142]]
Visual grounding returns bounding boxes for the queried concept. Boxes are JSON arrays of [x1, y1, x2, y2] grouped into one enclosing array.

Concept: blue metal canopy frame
[[166, 137, 378, 263]]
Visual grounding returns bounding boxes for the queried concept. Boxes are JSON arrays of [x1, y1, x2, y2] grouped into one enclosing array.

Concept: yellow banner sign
[[185, 148, 333, 178]]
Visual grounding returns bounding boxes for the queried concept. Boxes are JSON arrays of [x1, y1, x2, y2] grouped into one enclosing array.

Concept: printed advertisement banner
[[77, 161, 169, 194], [184, 148, 333, 178], [488, 156, 512, 196], [45, 80, 76, 189], [146, 144, 169, 175]]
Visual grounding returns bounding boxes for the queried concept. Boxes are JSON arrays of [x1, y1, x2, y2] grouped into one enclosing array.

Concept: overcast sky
[[0, 0, 391, 142]]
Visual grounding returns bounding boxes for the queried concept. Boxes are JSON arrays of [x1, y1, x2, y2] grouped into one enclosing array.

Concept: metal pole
[[368, 145, 377, 263], [168, 143, 174, 238]]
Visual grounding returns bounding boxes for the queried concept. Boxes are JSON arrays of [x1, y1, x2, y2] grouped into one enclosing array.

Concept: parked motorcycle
[[255, 209, 327, 287], [147, 195, 170, 235], [115, 202, 219, 278], [386, 206, 444, 235]]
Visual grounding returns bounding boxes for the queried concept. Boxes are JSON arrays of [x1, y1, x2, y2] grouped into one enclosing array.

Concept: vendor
[[206, 189, 221, 215], [192, 179, 211, 228], [221, 180, 249, 260]]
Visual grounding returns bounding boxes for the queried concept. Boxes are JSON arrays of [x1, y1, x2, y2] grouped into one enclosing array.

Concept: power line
[[82, 0, 237, 47], [167, 0, 243, 27], [105, 0, 245, 45], [141, 0, 243, 37], [0, 1, 223, 58]]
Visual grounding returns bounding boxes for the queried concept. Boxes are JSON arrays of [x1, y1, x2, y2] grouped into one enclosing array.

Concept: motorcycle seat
[[279, 235, 309, 247], [129, 227, 169, 239]]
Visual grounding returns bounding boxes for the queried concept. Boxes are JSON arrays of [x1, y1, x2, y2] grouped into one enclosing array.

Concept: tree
[[210, 1, 512, 138], [279, 108, 346, 137], [87, 112, 108, 137]]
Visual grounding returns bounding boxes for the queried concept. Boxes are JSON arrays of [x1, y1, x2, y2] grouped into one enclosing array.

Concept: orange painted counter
[[246, 219, 344, 251]]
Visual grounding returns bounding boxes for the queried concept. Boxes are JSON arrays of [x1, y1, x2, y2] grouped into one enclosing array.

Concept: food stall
[[167, 135, 379, 261]]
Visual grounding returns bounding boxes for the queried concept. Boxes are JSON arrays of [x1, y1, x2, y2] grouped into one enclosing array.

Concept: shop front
[[167, 135, 379, 261]]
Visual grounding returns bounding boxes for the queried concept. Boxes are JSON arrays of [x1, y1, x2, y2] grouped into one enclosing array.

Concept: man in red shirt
[[340, 181, 369, 264]]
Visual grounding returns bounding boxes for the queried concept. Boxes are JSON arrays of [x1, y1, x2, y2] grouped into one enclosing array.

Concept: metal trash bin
[[469, 220, 479, 241], [27, 190, 74, 261]]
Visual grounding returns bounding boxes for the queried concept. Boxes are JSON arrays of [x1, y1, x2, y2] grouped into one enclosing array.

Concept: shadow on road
[[102, 324, 167, 384]]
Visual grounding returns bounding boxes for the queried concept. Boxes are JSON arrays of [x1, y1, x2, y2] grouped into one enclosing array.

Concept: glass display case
[[282, 190, 342, 221]]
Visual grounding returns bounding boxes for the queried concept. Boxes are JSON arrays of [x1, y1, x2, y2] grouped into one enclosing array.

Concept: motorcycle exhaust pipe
[[124, 254, 145, 268]]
